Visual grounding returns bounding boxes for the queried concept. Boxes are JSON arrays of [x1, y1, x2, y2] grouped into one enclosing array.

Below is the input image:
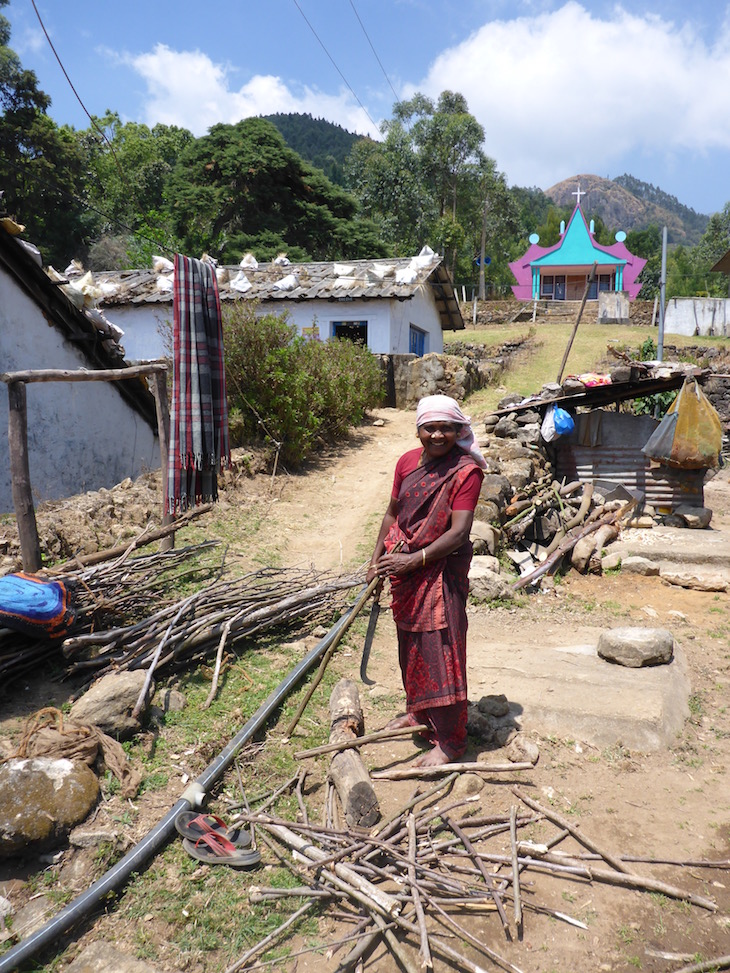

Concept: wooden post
[[150, 369, 174, 551], [7, 381, 42, 572], [556, 261, 597, 384]]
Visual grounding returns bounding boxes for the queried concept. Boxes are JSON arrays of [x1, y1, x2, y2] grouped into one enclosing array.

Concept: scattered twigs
[[373, 761, 534, 780], [222, 901, 315, 973], [670, 955, 730, 973], [228, 772, 718, 973], [445, 814, 511, 940], [294, 723, 430, 760], [510, 804, 522, 935], [512, 787, 629, 873], [407, 813, 432, 970]]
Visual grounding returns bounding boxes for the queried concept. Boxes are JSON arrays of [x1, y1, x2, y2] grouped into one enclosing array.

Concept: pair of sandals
[[175, 811, 261, 868]]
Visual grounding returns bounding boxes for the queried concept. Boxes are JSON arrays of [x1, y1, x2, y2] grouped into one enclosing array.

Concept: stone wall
[[376, 337, 532, 408]]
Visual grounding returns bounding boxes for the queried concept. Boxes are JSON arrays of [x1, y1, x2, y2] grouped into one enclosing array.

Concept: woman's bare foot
[[411, 744, 451, 768], [384, 714, 415, 731]]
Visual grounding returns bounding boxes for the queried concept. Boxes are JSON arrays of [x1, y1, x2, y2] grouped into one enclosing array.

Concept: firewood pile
[[219, 770, 720, 973], [0, 541, 361, 688]]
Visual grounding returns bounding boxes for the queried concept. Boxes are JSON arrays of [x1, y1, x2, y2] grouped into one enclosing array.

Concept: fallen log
[[328, 679, 380, 828]]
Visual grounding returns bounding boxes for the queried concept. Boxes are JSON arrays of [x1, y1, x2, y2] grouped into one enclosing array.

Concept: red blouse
[[392, 448, 483, 511]]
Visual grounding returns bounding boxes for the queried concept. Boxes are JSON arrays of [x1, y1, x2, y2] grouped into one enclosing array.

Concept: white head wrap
[[415, 394, 487, 470]]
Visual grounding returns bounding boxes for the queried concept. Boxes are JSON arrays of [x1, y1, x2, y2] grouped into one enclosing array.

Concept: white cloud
[[408, 1, 730, 190], [128, 44, 380, 138]]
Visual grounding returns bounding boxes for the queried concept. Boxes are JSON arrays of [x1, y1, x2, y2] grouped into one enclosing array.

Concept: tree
[[346, 91, 509, 281], [165, 117, 387, 262], [0, 1, 90, 266]]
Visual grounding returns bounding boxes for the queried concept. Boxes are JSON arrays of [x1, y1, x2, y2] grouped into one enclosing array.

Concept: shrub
[[223, 303, 384, 465]]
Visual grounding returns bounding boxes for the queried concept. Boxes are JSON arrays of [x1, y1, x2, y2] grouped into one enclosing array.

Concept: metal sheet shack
[[496, 363, 713, 512]]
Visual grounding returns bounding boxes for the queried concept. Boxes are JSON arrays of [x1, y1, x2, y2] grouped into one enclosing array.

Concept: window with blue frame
[[409, 325, 426, 356], [332, 321, 368, 345]]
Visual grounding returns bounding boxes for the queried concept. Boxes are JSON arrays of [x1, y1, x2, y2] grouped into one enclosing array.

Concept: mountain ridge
[[545, 173, 708, 246], [261, 114, 709, 247]]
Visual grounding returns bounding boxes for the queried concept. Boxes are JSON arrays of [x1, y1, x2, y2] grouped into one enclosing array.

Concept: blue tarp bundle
[[0, 573, 76, 639]]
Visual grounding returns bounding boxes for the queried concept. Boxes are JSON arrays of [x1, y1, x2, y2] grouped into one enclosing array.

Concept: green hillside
[[261, 112, 364, 187]]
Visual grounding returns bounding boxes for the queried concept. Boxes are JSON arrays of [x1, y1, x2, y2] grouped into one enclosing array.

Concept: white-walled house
[[0, 226, 160, 514], [91, 249, 464, 362]]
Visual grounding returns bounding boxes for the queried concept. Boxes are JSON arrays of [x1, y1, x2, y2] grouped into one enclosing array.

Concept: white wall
[[109, 304, 172, 362], [102, 290, 446, 358], [664, 297, 730, 337], [264, 289, 445, 355], [0, 275, 160, 514]]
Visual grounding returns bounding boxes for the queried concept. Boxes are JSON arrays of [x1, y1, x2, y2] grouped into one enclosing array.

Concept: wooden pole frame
[[1, 362, 170, 572]]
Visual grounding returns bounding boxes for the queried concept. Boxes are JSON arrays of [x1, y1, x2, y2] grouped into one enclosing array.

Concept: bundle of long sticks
[[0, 542, 223, 683], [60, 552, 362, 682], [221, 779, 720, 973]]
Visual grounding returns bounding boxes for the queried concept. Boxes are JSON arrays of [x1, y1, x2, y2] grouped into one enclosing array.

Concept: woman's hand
[[373, 550, 420, 578]]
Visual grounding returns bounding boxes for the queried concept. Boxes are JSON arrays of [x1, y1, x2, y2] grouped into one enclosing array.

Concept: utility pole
[[478, 196, 488, 300], [658, 226, 667, 362]]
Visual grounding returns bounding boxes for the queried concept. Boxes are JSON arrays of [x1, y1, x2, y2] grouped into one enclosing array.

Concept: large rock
[[469, 571, 513, 603], [65, 942, 182, 973], [0, 758, 99, 857], [674, 506, 713, 529], [470, 520, 499, 555], [597, 628, 675, 668], [70, 670, 151, 738], [479, 474, 512, 507]]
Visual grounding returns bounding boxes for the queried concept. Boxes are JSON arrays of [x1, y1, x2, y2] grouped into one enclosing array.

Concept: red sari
[[385, 448, 481, 758]]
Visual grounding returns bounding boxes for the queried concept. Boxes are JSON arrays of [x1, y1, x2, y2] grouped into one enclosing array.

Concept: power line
[[290, 0, 378, 132], [348, 0, 399, 103], [29, 0, 174, 252], [1, 152, 178, 259]]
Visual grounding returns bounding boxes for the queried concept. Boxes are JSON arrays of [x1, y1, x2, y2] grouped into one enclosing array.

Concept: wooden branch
[[407, 813, 432, 970], [294, 723, 430, 759], [512, 787, 629, 874], [510, 804, 522, 934], [0, 363, 168, 384], [446, 814, 511, 939], [670, 955, 730, 973], [372, 761, 534, 780], [284, 577, 379, 738], [150, 368, 174, 550]]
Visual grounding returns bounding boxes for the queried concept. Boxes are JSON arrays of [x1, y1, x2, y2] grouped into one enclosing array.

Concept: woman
[[367, 395, 486, 767]]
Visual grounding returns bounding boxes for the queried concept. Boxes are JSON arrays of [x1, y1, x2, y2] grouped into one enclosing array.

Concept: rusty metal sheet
[[555, 411, 705, 510]]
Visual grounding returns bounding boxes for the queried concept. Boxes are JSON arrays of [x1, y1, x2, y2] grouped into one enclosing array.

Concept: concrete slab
[[608, 525, 730, 568], [468, 637, 690, 752]]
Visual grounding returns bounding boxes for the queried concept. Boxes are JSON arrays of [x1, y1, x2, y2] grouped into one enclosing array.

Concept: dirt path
[[1, 411, 729, 973], [258, 407, 416, 571], [247, 413, 730, 973]]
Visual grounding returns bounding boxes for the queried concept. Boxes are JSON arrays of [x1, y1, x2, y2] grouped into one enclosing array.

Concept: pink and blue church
[[509, 188, 646, 302]]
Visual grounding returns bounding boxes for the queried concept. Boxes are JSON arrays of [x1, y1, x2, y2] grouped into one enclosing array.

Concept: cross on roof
[[572, 184, 586, 206]]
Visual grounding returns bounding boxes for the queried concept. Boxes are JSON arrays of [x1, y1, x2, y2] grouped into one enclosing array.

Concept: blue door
[[409, 325, 426, 356]]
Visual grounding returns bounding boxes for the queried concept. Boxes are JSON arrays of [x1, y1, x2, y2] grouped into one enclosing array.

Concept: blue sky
[[6, 0, 730, 217]]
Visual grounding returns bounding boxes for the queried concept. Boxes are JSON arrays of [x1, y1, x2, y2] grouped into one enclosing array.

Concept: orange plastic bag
[[642, 378, 722, 469]]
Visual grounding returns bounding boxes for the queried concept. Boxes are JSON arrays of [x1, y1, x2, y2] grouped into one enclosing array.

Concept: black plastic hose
[[0, 607, 355, 972]]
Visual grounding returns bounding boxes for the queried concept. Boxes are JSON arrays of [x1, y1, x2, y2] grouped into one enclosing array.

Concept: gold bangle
[[421, 548, 426, 567]]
